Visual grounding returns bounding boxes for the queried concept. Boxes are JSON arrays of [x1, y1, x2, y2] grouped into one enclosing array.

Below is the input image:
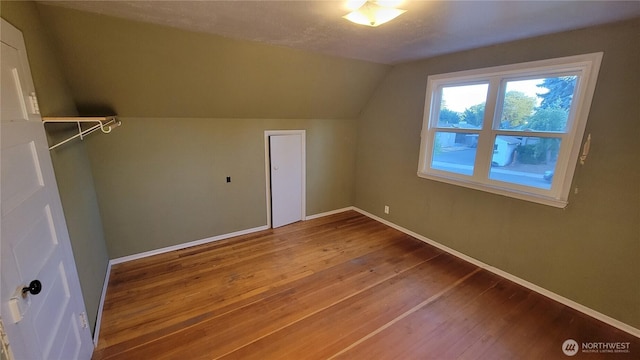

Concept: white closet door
[[270, 134, 304, 228]]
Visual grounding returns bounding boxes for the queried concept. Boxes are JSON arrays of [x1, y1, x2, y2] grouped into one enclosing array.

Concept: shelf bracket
[[42, 116, 121, 150]]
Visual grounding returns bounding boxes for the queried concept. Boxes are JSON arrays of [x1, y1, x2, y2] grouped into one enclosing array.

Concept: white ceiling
[[41, 1, 640, 64]]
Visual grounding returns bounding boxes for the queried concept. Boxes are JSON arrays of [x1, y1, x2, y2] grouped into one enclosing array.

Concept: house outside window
[[418, 53, 603, 208]]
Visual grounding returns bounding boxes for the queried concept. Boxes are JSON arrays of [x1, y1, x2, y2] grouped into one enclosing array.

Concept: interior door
[[1, 19, 93, 360], [269, 133, 305, 228]]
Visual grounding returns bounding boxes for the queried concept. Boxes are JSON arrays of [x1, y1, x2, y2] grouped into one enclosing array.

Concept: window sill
[[417, 171, 568, 208]]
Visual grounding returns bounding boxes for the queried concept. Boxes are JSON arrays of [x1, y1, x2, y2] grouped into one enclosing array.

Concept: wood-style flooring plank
[[93, 211, 640, 360], [98, 212, 397, 348], [328, 270, 518, 359], [217, 255, 478, 360], [96, 239, 441, 359]]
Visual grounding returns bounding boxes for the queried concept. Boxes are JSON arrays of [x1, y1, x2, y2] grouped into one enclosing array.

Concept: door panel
[[10, 203, 57, 281], [1, 141, 44, 216], [0, 42, 29, 122], [270, 134, 304, 228], [0, 71, 43, 217], [1, 19, 93, 360]]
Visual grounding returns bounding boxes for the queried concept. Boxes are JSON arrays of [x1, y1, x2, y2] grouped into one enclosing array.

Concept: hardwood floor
[[92, 211, 639, 359]]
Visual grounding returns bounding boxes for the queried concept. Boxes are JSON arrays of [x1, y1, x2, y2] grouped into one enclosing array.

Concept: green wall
[[1, 1, 109, 332], [36, 4, 389, 119], [37, 4, 386, 258], [355, 19, 640, 328], [85, 117, 357, 258]]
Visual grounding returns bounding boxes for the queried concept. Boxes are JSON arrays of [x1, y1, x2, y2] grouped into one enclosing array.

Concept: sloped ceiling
[[36, 4, 391, 118], [40, 0, 640, 64]]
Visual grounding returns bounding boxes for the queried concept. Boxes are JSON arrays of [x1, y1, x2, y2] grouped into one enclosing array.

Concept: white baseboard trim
[[109, 208, 357, 267], [94, 210, 354, 345], [93, 224, 270, 347], [110, 225, 270, 265], [305, 206, 355, 220], [352, 207, 640, 338], [94, 207, 639, 343], [93, 261, 112, 347]]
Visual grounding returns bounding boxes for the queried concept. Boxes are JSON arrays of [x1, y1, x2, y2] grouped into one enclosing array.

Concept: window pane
[[498, 76, 577, 132], [431, 131, 478, 176], [437, 84, 488, 129], [489, 136, 562, 190]]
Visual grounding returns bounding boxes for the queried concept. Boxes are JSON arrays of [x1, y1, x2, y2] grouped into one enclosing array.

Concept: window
[[418, 53, 603, 208]]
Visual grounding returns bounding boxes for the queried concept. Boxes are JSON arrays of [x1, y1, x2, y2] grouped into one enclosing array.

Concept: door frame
[[264, 130, 306, 228]]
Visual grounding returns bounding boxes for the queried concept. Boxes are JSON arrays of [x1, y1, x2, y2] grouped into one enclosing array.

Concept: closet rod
[[42, 116, 121, 150]]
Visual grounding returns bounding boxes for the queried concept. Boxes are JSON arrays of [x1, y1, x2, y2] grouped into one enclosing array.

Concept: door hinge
[[0, 317, 15, 360], [79, 312, 88, 329], [28, 92, 40, 115]]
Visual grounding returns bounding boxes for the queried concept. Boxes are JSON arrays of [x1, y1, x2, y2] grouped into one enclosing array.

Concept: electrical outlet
[[384, 205, 389, 214]]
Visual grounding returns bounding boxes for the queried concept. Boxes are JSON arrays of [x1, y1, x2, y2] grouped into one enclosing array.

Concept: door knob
[[21, 280, 42, 297]]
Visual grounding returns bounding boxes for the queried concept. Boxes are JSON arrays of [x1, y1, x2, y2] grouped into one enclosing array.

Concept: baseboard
[[305, 206, 355, 220], [109, 209, 357, 265], [94, 207, 639, 342], [352, 207, 640, 338], [91, 207, 352, 347], [110, 225, 270, 265], [93, 224, 271, 347], [93, 261, 111, 347]]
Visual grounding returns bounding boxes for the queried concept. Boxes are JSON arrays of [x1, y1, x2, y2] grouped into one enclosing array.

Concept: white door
[[269, 133, 305, 228], [1, 19, 93, 360]]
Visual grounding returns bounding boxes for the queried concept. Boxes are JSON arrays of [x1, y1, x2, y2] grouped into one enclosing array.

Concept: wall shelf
[[42, 116, 121, 150]]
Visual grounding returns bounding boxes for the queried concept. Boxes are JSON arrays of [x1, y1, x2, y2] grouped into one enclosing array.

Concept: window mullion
[[473, 77, 501, 182]]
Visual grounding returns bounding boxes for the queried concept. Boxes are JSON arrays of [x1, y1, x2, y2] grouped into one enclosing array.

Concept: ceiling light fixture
[[343, 0, 407, 27]]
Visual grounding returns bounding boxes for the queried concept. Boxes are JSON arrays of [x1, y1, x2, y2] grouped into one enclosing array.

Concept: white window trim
[[417, 52, 603, 208]]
